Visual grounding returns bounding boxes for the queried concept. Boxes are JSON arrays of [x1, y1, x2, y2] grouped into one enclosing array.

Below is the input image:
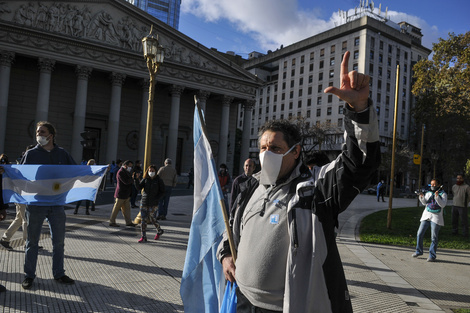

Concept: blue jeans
[[25, 205, 66, 279], [158, 186, 173, 217], [415, 220, 441, 259]]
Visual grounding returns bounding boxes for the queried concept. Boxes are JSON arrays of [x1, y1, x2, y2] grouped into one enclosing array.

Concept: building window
[[298, 89, 303, 97], [387, 70, 391, 79], [282, 82, 286, 90], [308, 75, 313, 83], [280, 114, 284, 119], [328, 95, 333, 103], [377, 93, 381, 103], [283, 61, 287, 69], [307, 110, 311, 118], [300, 66, 304, 74], [379, 54, 383, 63], [331, 45, 335, 54], [330, 57, 335, 66], [317, 108, 321, 117], [385, 108, 389, 118], [386, 95, 390, 105], [403, 76, 407, 84], [259, 98, 263, 105], [338, 105, 344, 114], [281, 103, 285, 110], [274, 94, 277, 102], [290, 80, 294, 88], [289, 102, 293, 109], [329, 70, 334, 78], [387, 57, 391, 67], [404, 64, 408, 72], [309, 63, 314, 71], [319, 72, 323, 81], [369, 63, 374, 75], [327, 107, 332, 115], [354, 50, 359, 59], [301, 55, 305, 63], [342, 40, 347, 51], [379, 41, 383, 50], [273, 105, 277, 112], [318, 84, 323, 93], [292, 58, 296, 66], [320, 48, 325, 57], [266, 106, 269, 113], [289, 91, 294, 99], [387, 83, 390, 92], [370, 50, 374, 60], [353, 63, 358, 71], [378, 80, 382, 90], [404, 51, 408, 60], [376, 106, 380, 116], [291, 69, 295, 76], [354, 37, 360, 46], [299, 77, 304, 85], [283, 72, 287, 79], [388, 45, 392, 53], [307, 98, 312, 106], [317, 96, 322, 105], [282, 93, 285, 100], [320, 60, 324, 69], [310, 52, 314, 60], [378, 67, 382, 76], [338, 118, 343, 127], [298, 100, 302, 108], [384, 121, 389, 132], [308, 86, 312, 95], [266, 96, 270, 104], [371, 37, 375, 48]]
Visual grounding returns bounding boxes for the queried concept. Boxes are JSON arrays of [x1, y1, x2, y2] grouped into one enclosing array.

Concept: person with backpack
[[413, 178, 447, 262]]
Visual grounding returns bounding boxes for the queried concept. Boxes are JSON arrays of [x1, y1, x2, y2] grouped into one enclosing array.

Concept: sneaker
[[138, 236, 147, 243], [126, 223, 137, 227], [427, 257, 436, 262], [0, 240, 13, 250], [55, 275, 75, 285], [22, 277, 34, 290], [109, 223, 120, 227], [157, 229, 164, 236], [154, 234, 160, 240], [411, 253, 422, 258]]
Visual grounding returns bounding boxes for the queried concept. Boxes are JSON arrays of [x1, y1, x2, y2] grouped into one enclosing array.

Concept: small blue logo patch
[[270, 214, 279, 224]]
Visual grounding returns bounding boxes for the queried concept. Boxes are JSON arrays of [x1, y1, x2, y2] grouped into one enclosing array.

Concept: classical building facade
[[240, 12, 432, 173], [0, 0, 259, 174]]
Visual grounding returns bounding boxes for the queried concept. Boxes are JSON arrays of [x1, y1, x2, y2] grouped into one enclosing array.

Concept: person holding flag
[[1, 121, 105, 290], [216, 51, 380, 312]]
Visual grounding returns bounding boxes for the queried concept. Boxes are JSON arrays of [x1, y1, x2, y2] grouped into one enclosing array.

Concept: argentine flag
[[180, 103, 226, 312], [2, 165, 108, 206]]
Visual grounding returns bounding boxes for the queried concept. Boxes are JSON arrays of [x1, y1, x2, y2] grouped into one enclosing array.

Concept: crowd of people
[[0, 50, 468, 313]]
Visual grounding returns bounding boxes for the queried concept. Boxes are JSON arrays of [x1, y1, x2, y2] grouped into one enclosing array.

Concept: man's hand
[[0, 209, 7, 221], [222, 255, 236, 283], [324, 51, 370, 112]]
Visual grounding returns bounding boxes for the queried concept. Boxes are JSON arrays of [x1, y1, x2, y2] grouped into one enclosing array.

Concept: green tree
[[412, 32, 470, 182]]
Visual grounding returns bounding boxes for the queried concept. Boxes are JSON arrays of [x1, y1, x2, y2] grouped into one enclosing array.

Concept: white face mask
[[127, 167, 132, 172], [36, 135, 50, 146], [148, 172, 155, 177], [259, 143, 298, 185]]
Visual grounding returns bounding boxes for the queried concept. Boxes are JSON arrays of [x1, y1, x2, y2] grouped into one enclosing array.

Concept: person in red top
[[109, 160, 136, 227], [218, 163, 231, 214]]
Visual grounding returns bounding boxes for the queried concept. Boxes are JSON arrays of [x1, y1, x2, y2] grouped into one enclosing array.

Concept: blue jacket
[[21, 144, 76, 165]]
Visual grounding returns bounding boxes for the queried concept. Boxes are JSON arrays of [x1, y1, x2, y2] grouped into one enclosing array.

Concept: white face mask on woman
[[148, 171, 156, 177], [259, 143, 298, 185]]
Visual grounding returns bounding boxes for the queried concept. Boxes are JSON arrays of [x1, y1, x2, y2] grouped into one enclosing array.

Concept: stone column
[[197, 90, 210, 113], [0, 51, 15, 153], [35, 58, 56, 123], [218, 96, 233, 167], [167, 85, 184, 163], [106, 72, 126, 163], [71, 65, 92, 163], [240, 99, 255, 172], [138, 79, 150, 162]]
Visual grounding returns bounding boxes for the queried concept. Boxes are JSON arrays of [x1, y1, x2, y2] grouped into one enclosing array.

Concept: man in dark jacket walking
[[109, 160, 136, 227]]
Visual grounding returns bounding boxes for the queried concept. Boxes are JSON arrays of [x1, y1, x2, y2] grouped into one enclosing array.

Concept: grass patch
[[360, 206, 470, 250], [452, 309, 470, 313]]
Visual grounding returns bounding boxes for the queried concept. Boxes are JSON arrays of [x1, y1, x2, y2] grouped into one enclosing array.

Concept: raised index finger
[[341, 51, 350, 77]]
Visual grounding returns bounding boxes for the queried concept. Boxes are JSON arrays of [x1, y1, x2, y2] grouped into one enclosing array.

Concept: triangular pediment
[[0, 0, 260, 98]]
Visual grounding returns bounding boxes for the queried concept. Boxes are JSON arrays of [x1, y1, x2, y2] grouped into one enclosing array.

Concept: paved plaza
[[1, 188, 469, 312]]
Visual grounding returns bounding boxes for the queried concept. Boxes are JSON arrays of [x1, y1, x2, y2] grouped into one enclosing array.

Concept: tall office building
[[126, 0, 181, 29], [239, 8, 431, 169]]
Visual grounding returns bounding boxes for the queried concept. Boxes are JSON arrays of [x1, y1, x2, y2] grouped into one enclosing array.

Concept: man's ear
[[293, 145, 301, 159]]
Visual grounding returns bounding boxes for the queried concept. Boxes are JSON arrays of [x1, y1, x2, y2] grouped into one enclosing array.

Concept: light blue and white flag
[[2, 165, 108, 206], [180, 104, 226, 313]]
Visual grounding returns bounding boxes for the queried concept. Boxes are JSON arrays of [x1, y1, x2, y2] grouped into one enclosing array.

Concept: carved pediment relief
[[0, 1, 231, 75]]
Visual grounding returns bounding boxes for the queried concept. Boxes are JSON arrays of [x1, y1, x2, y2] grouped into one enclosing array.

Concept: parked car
[[367, 184, 377, 194]]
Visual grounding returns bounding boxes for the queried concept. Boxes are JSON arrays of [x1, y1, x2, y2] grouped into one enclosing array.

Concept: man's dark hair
[[306, 152, 330, 167], [431, 178, 440, 184], [220, 163, 227, 169], [37, 121, 56, 143], [123, 160, 133, 167], [258, 119, 301, 149]]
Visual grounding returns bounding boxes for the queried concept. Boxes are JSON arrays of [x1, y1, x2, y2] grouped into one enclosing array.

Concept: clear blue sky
[[179, 0, 470, 58]]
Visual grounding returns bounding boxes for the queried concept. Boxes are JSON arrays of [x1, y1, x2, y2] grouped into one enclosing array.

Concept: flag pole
[[194, 96, 238, 262]]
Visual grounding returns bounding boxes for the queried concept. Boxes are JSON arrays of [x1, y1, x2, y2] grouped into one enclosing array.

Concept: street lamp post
[[431, 152, 439, 178], [142, 25, 164, 171]]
